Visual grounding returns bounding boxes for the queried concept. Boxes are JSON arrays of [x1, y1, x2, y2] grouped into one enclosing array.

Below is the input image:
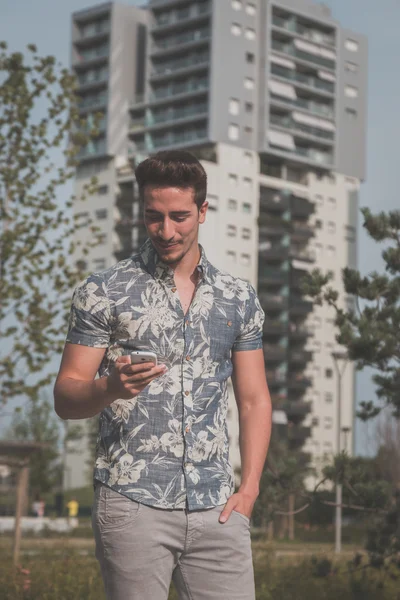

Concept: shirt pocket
[[208, 311, 239, 361]]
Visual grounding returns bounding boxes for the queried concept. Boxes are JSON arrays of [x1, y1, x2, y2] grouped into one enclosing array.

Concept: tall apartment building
[[67, 0, 367, 488]]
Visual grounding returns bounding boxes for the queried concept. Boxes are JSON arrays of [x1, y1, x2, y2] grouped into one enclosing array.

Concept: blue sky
[[1, 0, 399, 453]]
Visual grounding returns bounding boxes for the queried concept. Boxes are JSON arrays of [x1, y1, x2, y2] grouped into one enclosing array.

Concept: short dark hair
[[135, 150, 207, 210]]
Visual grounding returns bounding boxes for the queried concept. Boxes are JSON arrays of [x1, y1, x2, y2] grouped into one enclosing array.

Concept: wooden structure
[[0, 441, 45, 565]]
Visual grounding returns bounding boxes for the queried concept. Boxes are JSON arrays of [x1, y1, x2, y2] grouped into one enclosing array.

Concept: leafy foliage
[[0, 42, 100, 406], [303, 208, 400, 418]]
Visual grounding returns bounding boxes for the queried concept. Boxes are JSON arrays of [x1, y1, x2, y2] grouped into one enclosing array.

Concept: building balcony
[[289, 350, 313, 365], [290, 268, 311, 291], [287, 425, 312, 446], [271, 39, 336, 71], [130, 106, 208, 135], [259, 243, 289, 262], [290, 221, 314, 241], [269, 89, 334, 119], [288, 375, 312, 392], [146, 126, 208, 152], [266, 370, 287, 388], [288, 323, 312, 340], [291, 196, 314, 218], [289, 297, 313, 316], [263, 319, 287, 336], [258, 268, 288, 288], [259, 188, 290, 213], [272, 14, 335, 48], [263, 343, 287, 362], [258, 213, 290, 234], [146, 79, 209, 107], [150, 59, 209, 83], [150, 28, 210, 57], [282, 401, 312, 421], [73, 46, 109, 69], [270, 114, 335, 143], [152, 3, 211, 35], [267, 135, 334, 168], [74, 28, 110, 48], [258, 293, 288, 311], [289, 246, 316, 263], [270, 64, 335, 97], [115, 217, 143, 232]]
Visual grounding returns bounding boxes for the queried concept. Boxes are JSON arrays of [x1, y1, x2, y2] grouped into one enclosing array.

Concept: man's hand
[[219, 490, 258, 523], [107, 356, 167, 400]]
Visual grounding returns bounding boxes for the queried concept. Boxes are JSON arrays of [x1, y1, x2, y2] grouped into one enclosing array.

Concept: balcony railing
[[259, 243, 289, 261], [289, 299, 313, 315], [78, 93, 108, 110], [270, 114, 334, 141], [151, 78, 209, 103], [270, 90, 334, 118], [293, 146, 333, 166], [259, 293, 288, 310], [149, 127, 208, 150], [78, 21, 110, 39], [270, 64, 335, 95], [289, 247, 316, 263], [272, 39, 335, 70], [152, 28, 210, 53], [272, 15, 335, 47], [75, 45, 109, 63], [153, 1, 211, 29], [152, 53, 209, 77], [263, 344, 287, 361], [263, 319, 288, 335]]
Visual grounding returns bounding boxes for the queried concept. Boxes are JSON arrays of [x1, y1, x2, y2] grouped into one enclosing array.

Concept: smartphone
[[130, 351, 158, 366]]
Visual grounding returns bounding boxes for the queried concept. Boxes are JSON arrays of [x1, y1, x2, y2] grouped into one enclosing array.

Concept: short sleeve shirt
[[66, 239, 264, 510]]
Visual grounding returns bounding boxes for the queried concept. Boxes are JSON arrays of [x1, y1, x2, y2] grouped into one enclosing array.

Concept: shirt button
[[185, 390, 190, 396], [227, 321, 232, 327], [185, 425, 191, 433], [186, 355, 191, 361], [171, 287, 177, 292]]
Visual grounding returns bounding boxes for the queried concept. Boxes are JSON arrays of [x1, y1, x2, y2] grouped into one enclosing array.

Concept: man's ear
[[199, 201, 208, 224]]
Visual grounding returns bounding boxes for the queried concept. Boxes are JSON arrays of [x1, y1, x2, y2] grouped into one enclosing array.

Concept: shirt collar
[[139, 238, 211, 284]]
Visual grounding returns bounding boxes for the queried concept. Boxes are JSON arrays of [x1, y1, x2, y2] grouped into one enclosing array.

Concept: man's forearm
[[54, 376, 117, 420], [238, 396, 272, 496]]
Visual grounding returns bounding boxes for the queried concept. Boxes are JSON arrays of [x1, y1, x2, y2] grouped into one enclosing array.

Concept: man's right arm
[[54, 344, 167, 420]]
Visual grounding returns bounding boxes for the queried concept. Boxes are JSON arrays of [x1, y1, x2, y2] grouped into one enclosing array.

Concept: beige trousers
[[92, 483, 255, 600]]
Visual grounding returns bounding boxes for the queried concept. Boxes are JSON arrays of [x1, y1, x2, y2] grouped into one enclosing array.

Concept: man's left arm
[[219, 348, 272, 523]]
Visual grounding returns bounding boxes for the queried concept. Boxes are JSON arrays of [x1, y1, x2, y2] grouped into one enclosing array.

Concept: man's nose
[[159, 218, 174, 240]]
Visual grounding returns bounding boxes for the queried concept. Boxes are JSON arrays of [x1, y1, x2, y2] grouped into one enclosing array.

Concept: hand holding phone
[[107, 353, 166, 401]]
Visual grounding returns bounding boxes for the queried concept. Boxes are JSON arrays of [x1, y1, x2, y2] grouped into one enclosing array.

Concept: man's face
[[143, 186, 208, 266]]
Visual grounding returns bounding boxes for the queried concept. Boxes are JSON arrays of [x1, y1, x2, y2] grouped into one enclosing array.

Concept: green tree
[[303, 208, 400, 570], [0, 42, 100, 408], [304, 208, 400, 419]]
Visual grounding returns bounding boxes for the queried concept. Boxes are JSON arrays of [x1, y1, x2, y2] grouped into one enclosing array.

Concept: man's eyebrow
[[144, 209, 192, 216]]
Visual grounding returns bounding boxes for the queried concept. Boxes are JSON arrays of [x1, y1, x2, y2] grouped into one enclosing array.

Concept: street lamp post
[[331, 351, 348, 554]]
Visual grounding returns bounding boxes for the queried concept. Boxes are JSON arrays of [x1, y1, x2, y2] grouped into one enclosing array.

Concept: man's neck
[[171, 244, 201, 282]]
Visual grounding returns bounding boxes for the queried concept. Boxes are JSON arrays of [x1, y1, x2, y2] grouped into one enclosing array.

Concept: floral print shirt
[[66, 239, 264, 510]]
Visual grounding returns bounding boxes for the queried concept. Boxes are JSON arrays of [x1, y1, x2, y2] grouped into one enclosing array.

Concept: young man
[[54, 150, 271, 600]]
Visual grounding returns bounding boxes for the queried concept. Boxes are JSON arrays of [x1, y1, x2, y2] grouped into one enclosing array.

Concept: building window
[[242, 202, 252, 213], [75, 211, 89, 219], [229, 98, 240, 115], [228, 123, 240, 140], [244, 77, 255, 90], [228, 199, 238, 211], [325, 368, 333, 378], [227, 224, 237, 237], [240, 253, 251, 266], [345, 61, 358, 73], [231, 0, 242, 10], [207, 194, 218, 210], [314, 242, 323, 257], [95, 208, 108, 219], [325, 392, 333, 403], [231, 23, 242, 36], [229, 173, 238, 185], [345, 85, 358, 98], [327, 221, 336, 234], [324, 417, 333, 430], [328, 197, 336, 208], [244, 126, 253, 135], [315, 194, 323, 206], [246, 2, 256, 15], [345, 39, 359, 52], [93, 258, 106, 270], [97, 184, 109, 195], [97, 233, 107, 244], [243, 177, 252, 188], [245, 27, 256, 40], [245, 101, 254, 113], [246, 52, 255, 64], [346, 107, 357, 118], [242, 227, 251, 240], [326, 173, 336, 184], [345, 225, 356, 242], [244, 151, 253, 164], [315, 219, 323, 229], [227, 250, 237, 261], [327, 245, 336, 257]]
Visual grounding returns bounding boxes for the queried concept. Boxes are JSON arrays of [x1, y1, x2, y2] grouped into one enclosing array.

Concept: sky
[[0, 0, 399, 454]]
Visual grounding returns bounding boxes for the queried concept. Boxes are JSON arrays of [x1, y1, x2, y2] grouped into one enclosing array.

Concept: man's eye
[[174, 217, 187, 222]]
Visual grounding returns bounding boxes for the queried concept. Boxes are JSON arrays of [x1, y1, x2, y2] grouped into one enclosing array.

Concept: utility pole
[[331, 351, 348, 554]]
